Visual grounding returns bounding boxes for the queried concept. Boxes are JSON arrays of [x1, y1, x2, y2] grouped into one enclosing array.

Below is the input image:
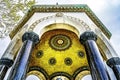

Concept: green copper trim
[[9, 4, 111, 39]]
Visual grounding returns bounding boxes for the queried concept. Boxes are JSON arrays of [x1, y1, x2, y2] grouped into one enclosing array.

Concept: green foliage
[[0, 0, 36, 38]]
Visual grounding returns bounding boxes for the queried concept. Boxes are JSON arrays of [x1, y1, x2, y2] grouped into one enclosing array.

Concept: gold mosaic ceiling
[[28, 24, 89, 79]]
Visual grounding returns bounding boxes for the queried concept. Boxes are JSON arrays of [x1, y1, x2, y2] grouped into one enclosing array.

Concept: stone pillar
[[7, 32, 39, 80], [107, 57, 120, 80], [0, 58, 13, 80], [80, 31, 109, 80]]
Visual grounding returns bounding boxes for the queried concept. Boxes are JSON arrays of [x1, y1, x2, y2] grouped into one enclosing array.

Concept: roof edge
[[9, 4, 112, 39]]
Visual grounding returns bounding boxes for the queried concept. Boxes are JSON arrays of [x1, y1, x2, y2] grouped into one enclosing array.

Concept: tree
[[0, 0, 35, 38]]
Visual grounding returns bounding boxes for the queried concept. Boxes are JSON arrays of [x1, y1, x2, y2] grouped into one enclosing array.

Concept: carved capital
[[80, 31, 97, 44], [107, 57, 120, 68], [22, 32, 39, 44], [0, 58, 13, 68]]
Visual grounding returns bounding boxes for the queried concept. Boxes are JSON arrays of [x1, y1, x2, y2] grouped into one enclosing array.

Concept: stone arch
[[73, 66, 90, 80], [38, 23, 79, 38], [27, 13, 90, 38], [27, 66, 49, 80]]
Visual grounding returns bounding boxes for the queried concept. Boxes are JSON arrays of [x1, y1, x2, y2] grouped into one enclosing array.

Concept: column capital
[[107, 57, 120, 68], [22, 32, 39, 44], [80, 31, 97, 44], [0, 58, 13, 68]]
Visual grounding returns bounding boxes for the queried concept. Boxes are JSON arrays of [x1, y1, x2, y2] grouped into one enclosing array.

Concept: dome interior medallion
[[49, 34, 72, 51]]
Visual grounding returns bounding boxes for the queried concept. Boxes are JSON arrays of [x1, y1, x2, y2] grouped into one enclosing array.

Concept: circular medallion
[[36, 50, 43, 58], [49, 57, 56, 65], [49, 34, 71, 51], [78, 51, 84, 58], [64, 57, 72, 66]]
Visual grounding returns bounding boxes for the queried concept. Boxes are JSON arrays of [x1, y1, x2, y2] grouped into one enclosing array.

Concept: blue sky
[[90, 0, 120, 56], [0, 0, 120, 80]]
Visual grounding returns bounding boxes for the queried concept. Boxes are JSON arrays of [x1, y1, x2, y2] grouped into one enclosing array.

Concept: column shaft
[[113, 65, 120, 79], [0, 65, 8, 79], [0, 58, 13, 80], [9, 40, 33, 80], [85, 40, 109, 80], [107, 57, 120, 80], [0, 37, 21, 80], [7, 32, 39, 80], [80, 31, 109, 80]]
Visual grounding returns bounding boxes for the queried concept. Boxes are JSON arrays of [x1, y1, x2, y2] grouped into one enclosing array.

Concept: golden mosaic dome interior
[[28, 24, 89, 79]]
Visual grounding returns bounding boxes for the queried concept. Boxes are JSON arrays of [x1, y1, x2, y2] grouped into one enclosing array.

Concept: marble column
[[7, 32, 39, 80], [80, 31, 109, 80], [0, 58, 13, 80], [107, 57, 120, 80]]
